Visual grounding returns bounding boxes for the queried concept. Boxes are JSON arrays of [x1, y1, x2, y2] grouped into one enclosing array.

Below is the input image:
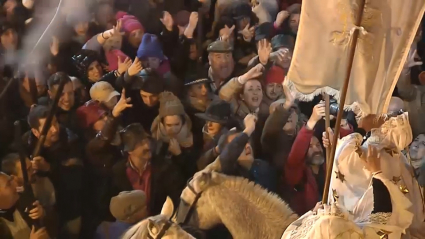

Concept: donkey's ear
[[161, 196, 174, 219], [147, 219, 159, 236]]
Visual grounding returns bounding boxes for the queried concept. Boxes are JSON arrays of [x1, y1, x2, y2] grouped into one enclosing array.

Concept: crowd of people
[[0, 0, 425, 238]]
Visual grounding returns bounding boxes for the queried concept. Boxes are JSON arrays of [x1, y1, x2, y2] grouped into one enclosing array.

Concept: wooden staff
[[322, 0, 367, 203], [197, 7, 204, 63], [14, 121, 42, 229], [28, 77, 38, 105], [32, 77, 66, 157], [324, 93, 331, 168]]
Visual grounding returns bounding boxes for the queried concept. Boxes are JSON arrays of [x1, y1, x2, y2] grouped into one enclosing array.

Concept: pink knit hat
[[105, 49, 129, 71], [116, 11, 144, 34]]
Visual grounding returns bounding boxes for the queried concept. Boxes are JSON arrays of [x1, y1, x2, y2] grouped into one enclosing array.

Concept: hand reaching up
[[239, 23, 255, 42], [220, 25, 235, 42], [128, 58, 143, 76], [258, 39, 272, 65], [112, 89, 132, 117], [243, 113, 257, 135], [117, 57, 132, 75], [239, 64, 264, 84], [160, 11, 174, 31]]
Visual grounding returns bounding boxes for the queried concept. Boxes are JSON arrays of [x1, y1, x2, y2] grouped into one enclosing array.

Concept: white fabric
[[324, 113, 424, 238], [285, 0, 425, 115]]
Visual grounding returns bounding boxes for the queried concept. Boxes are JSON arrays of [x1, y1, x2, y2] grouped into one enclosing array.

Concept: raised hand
[[258, 39, 272, 65], [307, 101, 325, 129], [282, 85, 294, 109], [117, 57, 132, 75], [50, 36, 59, 56], [362, 144, 382, 174], [184, 12, 199, 38], [28, 201, 44, 220], [275, 10, 290, 28], [240, 64, 264, 83], [239, 23, 255, 42], [243, 113, 257, 135], [405, 48, 422, 69], [112, 89, 132, 117], [160, 11, 174, 31], [103, 19, 124, 39], [128, 58, 143, 76], [220, 25, 235, 42]]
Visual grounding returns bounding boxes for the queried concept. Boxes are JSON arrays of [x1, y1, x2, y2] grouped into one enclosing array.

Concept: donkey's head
[[176, 170, 221, 229], [122, 197, 195, 239]]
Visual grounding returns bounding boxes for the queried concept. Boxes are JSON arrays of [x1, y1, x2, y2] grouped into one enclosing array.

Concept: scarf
[[151, 114, 193, 148]]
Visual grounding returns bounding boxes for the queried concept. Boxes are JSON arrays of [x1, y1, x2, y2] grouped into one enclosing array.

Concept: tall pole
[[324, 93, 330, 168], [322, 0, 367, 203]]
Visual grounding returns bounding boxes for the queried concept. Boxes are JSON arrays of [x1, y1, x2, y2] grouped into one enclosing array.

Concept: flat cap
[[110, 190, 147, 221], [207, 40, 233, 53]]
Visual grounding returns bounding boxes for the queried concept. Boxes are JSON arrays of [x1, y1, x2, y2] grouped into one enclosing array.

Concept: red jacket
[[283, 125, 353, 215]]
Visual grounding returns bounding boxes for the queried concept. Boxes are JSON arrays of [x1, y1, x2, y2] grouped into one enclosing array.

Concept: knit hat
[[76, 100, 107, 129], [271, 34, 294, 51], [137, 34, 164, 61], [110, 190, 147, 221], [72, 50, 100, 79], [116, 11, 144, 34], [265, 65, 285, 84], [158, 92, 185, 117], [90, 81, 120, 103], [120, 123, 149, 152], [131, 69, 165, 94], [105, 49, 129, 71]]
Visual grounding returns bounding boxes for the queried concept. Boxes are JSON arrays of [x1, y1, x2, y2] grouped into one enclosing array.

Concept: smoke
[[6, 0, 89, 72]]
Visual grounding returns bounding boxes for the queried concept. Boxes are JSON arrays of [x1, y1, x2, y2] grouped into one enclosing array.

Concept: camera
[[329, 99, 339, 116]]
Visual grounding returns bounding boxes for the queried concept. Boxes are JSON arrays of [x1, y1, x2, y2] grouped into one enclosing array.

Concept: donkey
[[174, 171, 299, 239], [122, 197, 195, 239]]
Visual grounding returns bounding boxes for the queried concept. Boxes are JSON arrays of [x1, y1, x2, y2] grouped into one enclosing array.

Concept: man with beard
[[207, 40, 236, 93], [283, 101, 326, 215], [408, 134, 425, 186], [260, 65, 285, 115]]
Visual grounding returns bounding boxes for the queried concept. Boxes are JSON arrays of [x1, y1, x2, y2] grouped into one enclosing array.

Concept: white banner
[[285, 0, 425, 115]]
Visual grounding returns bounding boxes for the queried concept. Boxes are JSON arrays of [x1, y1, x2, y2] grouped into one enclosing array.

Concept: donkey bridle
[[176, 177, 203, 225]]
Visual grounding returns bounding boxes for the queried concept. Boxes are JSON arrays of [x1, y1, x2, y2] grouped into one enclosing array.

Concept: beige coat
[[219, 77, 269, 120]]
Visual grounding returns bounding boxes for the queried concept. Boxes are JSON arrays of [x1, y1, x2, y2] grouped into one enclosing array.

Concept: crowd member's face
[[265, 83, 283, 101], [189, 43, 198, 60], [1, 28, 18, 50], [92, 115, 107, 132], [144, 57, 161, 69], [87, 61, 103, 82], [189, 83, 208, 101], [32, 116, 60, 144], [241, 80, 262, 109], [410, 134, 425, 167], [95, 4, 114, 28], [208, 52, 234, 80], [22, 75, 46, 96], [206, 121, 222, 136], [74, 21, 89, 36], [163, 115, 183, 137], [15, 158, 36, 186], [49, 82, 75, 111], [140, 90, 159, 107], [129, 140, 152, 162], [289, 14, 300, 34], [276, 48, 293, 69], [0, 173, 19, 210], [307, 136, 324, 165], [128, 29, 144, 48], [283, 108, 298, 134]]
